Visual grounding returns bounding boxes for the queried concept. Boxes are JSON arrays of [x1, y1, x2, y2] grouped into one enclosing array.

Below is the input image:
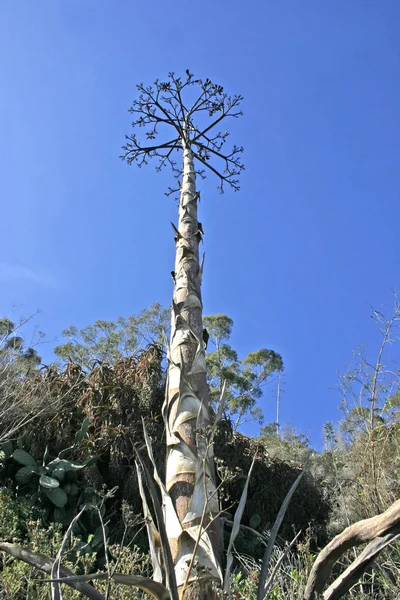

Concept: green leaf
[[1, 440, 13, 457], [249, 513, 261, 529], [84, 486, 94, 500], [91, 525, 106, 550], [12, 449, 37, 466], [45, 487, 68, 508], [51, 467, 66, 481], [46, 457, 89, 472], [75, 417, 89, 444], [62, 482, 72, 495], [15, 465, 39, 485], [69, 483, 80, 496], [39, 474, 60, 489]]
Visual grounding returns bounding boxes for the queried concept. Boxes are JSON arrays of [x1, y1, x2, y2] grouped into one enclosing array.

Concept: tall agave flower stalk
[[164, 139, 221, 595], [122, 72, 244, 599]]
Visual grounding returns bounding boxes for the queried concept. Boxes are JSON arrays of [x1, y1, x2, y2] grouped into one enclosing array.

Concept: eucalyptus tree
[[54, 303, 169, 369], [0, 317, 41, 373], [122, 71, 244, 599], [204, 313, 283, 430]]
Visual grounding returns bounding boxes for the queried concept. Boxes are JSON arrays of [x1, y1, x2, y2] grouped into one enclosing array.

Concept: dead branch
[[324, 530, 400, 600], [304, 498, 400, 600], [0, 542, 104, 600]]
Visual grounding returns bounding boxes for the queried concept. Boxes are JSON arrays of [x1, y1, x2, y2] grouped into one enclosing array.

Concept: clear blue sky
[[1, 1, 399, 447]]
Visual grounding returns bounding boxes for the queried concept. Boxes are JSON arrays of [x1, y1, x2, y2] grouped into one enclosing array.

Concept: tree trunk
[[164, 142, 221, 598]]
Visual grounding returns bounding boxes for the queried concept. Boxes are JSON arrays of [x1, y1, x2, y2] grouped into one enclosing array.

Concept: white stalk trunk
[[163, 141, 221, 598]]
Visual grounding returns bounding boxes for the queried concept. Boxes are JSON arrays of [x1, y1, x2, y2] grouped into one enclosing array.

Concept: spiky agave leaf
[[135, 460, 163, 583], [134, 443, 179, 600], [224, 453, 257, 592], [142, 419, 182, 540], [257, 455, 310, 600]]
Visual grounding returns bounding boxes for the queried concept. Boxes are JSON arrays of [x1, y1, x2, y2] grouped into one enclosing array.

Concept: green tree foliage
[[259, 423, 310, 464], [53, 309, 284, 433], [0, 317, 41, 373], [53, 303, 169, 368], [333, 301, 400, 522], [203, 314, 283, 429], [0, 317, 44, 443]]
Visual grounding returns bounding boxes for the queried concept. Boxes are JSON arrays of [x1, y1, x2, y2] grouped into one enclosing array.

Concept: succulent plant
[[12, 447, 96, 508], [7, 418, 96, 513]]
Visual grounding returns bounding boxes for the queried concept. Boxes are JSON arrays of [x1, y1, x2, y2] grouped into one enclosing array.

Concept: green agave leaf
[[45, 487, 68, 508], [15, 465, 39, 485], [75, 417, 89, 444], [39, 474, 60, 489], [12, 449, 37, 467]]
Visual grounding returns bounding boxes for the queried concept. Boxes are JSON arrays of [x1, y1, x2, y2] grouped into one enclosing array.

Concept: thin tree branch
[[191, 97, 242, 143]]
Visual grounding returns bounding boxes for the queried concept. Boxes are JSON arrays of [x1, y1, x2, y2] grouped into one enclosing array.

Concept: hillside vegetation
[[1, 302, 399, 599]]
